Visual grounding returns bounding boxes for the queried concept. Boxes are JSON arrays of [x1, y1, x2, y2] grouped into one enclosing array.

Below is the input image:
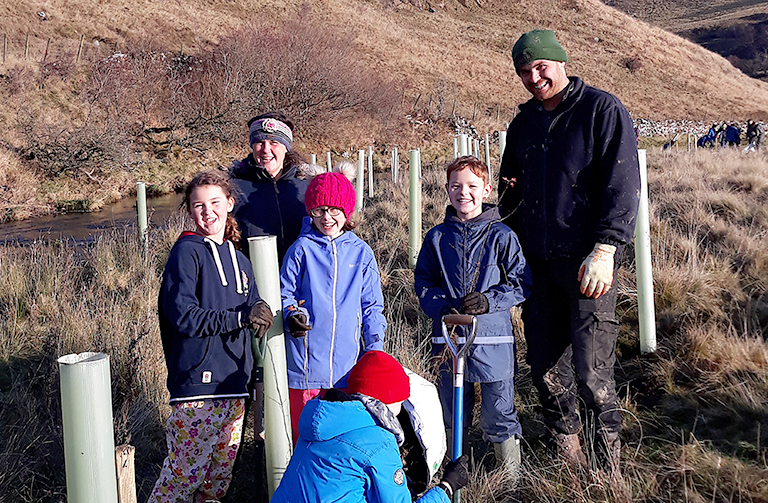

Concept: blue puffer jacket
[[498, 76, 640, 261], [229, 154, 309, 260], [271, 393, 449, 503], [414, 205, 531, 382], [158, 232, 260, 402], [280, 218, 386, 389]]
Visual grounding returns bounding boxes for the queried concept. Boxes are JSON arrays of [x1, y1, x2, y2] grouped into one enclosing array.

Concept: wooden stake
[[451, 99, 456, 117], [115, 445, 137, 503], [472, 103, 477, 121], [43, 38, 50, 62], [76, 34, 84, 64], [3, 34, 6, 64]]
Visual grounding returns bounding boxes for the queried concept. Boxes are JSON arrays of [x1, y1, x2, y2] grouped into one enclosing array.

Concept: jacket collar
[[298, 216, 352, 244], [519, 76, 584, 116], [444, 203, 501, 225], [230, 154, 300, 183]]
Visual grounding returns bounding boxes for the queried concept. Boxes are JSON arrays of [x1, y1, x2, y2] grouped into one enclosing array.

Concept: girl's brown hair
[[182, 171, 242, 247]]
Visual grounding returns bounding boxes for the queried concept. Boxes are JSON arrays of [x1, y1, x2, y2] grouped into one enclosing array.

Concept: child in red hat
[[271, 351, 469, 503], [279, 162, 387, 441]]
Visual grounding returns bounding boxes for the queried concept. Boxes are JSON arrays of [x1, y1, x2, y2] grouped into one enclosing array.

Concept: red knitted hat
[[347, 351, 411, 404], [304, 172, 356, 217]]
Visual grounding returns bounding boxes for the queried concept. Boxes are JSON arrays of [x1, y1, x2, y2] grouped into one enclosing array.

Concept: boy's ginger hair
[[446, 156, 490, 186]]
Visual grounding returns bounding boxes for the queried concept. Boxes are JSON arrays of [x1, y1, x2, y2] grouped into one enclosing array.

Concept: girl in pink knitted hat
[[279, 161, 387, 441]]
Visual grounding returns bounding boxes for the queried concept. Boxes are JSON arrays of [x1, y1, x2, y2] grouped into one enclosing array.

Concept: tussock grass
[[3, 148, 768, 502]]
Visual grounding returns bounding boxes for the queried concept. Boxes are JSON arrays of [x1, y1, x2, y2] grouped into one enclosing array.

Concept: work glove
[[438, 454, 470, 498], [287, 313, 312, 337], [578, 243, 617, 299], [460, 291, 489, 315], [247, 301, 273, 338]]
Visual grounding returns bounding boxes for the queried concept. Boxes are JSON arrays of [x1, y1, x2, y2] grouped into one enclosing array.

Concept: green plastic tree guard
[[247, 236, 293, 497], [58, 352, 119, 503]]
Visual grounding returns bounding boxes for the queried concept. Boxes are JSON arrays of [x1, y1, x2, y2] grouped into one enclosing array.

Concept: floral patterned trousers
[[148, 398, 245, 503]]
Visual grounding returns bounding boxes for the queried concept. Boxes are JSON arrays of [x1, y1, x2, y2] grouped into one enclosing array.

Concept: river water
[[0, 193, 185, 244]]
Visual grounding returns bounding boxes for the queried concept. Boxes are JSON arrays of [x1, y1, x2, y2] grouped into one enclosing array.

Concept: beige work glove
[[577, 243, 617, 299]]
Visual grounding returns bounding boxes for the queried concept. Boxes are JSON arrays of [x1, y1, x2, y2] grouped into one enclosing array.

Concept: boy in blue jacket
[[414, 156, 532, 478]]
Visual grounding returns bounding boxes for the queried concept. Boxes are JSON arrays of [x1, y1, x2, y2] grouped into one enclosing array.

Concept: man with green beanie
[[498, 29, 640, 477]]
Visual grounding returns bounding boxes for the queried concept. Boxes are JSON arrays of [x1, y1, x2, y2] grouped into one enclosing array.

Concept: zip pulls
[[329, 239, 339, 384]]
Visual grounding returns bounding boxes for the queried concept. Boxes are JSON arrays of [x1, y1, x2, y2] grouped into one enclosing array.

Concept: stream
[[0, 193, 185, 244]]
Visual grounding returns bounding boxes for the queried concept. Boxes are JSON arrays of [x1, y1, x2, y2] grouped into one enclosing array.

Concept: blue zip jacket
[[280, 218, 386, 389], [498, 76, 640, 260], [158, 232, 260, 402], [230, 155, 309, 260], [271, 394, 449, 503], [414, 205, 531, 382]]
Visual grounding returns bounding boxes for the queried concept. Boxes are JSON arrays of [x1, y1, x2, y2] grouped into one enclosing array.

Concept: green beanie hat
[[512, 29, 568, 72]]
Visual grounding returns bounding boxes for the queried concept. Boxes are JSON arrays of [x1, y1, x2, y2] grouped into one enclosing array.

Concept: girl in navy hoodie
[[149, 171, 273, 503]]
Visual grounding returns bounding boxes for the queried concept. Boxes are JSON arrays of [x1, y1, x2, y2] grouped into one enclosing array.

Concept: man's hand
[[460, 292, 489, 315], [578, 243, 617, 298], [247, 301, 273, 338], [287, 313, 312, 337]]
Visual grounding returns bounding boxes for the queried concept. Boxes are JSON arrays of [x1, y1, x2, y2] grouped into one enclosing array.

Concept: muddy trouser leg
[[571, 282, 622, 472], [523, 259, 582, 438]]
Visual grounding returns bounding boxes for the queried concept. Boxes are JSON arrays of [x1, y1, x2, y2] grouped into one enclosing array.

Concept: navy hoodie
[[158, 232, 260, 402]]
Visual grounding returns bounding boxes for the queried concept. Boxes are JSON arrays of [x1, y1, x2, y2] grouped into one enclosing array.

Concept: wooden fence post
[[76, 34, 84, 64], [115, 445, 137, 503]]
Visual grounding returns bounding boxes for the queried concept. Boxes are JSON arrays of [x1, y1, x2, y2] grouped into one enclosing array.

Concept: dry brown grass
[[7, 146, 768, 503]]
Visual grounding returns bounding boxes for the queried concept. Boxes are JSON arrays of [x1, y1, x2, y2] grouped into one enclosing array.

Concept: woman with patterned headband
[[229, 112, 310, 259]]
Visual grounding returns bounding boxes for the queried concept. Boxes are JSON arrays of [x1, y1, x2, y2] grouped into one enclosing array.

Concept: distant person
[[717, 122, 728, 147], [663, 133, 679, 150], [230, 112, 309, 260], [745, 119, 763, 152], [280, 164, 387, 442], [270, 350, 470, 503], [414, 156, 531, 479], [699, 124, 717, 148], [725, 122, 741, 147], [498, 29, 640, 476], [150, 171, 273, 503]]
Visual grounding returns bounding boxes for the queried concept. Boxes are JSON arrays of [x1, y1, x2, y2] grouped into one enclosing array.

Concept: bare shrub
[[16, 107, 136, 182], [178, 16, 402, 144], [40, 52, 77, 82], [623, 55, 642, 73]]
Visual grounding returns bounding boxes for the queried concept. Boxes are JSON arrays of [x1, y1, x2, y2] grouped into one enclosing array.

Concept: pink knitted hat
[[304, 172, 356, 217]]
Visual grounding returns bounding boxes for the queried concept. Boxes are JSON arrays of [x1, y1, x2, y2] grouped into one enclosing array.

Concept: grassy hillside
[[3, 0, 768, 223], [4, 0, 768, 118], [602, 0, 768, 80]]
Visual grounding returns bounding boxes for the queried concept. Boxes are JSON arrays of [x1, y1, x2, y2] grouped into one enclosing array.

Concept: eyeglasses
[[309, 206, 343, 218]]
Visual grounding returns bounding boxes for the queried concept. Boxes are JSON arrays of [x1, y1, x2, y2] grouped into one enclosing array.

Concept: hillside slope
[[4, 0, 768, 120]]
